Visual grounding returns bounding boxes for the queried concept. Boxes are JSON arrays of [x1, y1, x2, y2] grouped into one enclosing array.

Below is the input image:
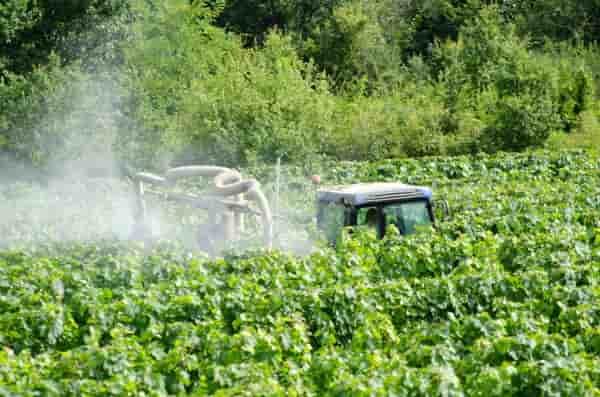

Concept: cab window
[[383, 200, 432, 235], [356, 206, 378, 229], [317, 202, 346, 242]]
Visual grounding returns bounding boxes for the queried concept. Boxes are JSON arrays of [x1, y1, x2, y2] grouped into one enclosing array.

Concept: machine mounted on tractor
[[130, 166, 447, 253]]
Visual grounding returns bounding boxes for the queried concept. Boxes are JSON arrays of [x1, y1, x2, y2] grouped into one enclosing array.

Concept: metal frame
[[132, 166, 273, 253]]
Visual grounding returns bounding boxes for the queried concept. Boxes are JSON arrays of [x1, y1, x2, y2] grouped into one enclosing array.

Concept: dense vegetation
[[2, 2, 600, 395], [2, 0, 600, 170], [2, 149, 600, 395]]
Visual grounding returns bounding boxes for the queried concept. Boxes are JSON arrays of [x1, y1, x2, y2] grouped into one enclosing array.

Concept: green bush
[[392, 87, 449, 157], [478, 91, 560, 152], [4, 0, 600, 171], [0, 0, 132, 169], [434, 6, 594, 152], [179, 32, 338, 165], [554, 59, 596, 132], [508, 0, 600, 45], [0, 63, 127, 170], [298, 0, 401, 91], [320, 81, 449, 160], [0, 0, 129, 76], [121, 2, 339, 166], [0, 57, 78, 166]]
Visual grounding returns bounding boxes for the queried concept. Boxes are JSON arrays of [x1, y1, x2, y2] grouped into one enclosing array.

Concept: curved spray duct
[[133, 166, 273, 249]]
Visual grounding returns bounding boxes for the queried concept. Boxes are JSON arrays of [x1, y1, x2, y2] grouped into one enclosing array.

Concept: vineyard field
[[1, 150, 600, 396]]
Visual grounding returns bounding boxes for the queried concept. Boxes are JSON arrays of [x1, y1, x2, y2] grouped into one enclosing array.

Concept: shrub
[[554, 58, 596, 132], [121, 2, 339, 166], [479, 91, 560, 152], [0, 0, 129, 75], [0, 60, 128, 170], [434, 6, 594, 152]]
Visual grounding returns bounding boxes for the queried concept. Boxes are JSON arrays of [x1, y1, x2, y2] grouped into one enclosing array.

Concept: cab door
[[382, 199, 433, 235], [353, 206, 384, 239], [317, 202, 349, 243]]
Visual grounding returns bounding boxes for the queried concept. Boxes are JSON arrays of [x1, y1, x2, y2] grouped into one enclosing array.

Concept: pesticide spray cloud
[[0, 74, 143, 248], [0, 61, 323, 253], [0, 73, 295, 253], [249, 163, 323, 256], [0, 71, 325, 254]]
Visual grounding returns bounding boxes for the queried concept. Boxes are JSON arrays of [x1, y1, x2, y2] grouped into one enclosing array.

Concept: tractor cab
[[317, 183, 436, 242]]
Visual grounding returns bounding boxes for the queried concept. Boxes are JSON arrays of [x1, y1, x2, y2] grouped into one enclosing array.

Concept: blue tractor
[[316, 183, 445, 242]]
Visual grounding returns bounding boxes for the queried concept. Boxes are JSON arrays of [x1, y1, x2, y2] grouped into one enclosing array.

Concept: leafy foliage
[[0, 0, 130, 75], [3, 0, 600, 169], [2, 149, 600, 394], [434, 6, 595, 152]]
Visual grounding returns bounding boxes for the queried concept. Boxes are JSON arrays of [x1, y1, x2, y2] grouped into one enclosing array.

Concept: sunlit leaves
[[2, 149, 600, 394]]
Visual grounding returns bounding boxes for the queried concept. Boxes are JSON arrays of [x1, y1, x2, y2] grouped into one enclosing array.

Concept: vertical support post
[[234, 195, 244, 236], [134, 180, 147, 236], [133, 180, 153, 252], [273, 157, 281, 240], [223, 211, 235, 241]]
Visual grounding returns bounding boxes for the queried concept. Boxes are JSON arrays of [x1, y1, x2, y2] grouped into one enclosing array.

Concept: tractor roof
[[318, 182, 432, 207]]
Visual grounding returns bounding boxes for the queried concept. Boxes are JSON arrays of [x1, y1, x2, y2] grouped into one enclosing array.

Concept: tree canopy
[[1, 0, 599, 169]]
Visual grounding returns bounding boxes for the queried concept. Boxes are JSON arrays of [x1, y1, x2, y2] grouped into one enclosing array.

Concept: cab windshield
[[383, 200, 432, 235], [317, 202, 346, 242]]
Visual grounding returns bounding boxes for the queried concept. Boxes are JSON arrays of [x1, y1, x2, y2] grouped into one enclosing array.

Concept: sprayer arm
[[132, 165, 273, 249]]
